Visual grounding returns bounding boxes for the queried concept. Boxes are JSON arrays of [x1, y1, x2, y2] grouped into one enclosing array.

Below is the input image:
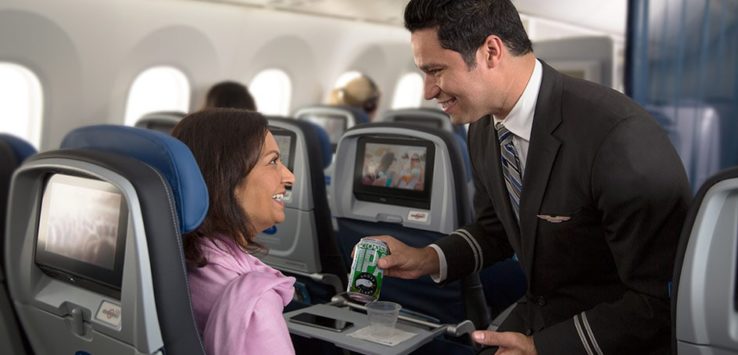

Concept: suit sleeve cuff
[[534, 312, 603, 355], [428, 244, 447, 283]]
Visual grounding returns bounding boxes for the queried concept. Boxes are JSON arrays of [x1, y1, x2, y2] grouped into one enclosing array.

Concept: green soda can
[[347, 238, 389, 303]]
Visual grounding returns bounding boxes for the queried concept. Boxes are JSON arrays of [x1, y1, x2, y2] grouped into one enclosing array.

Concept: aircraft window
[[391, 72, 423, 109], [249, 68, 291, 116], [124, 66, 190, 126], [0, 62, 43, 149]]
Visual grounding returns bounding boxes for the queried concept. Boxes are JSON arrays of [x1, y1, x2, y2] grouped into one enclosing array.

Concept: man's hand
[[356, 235, 439, 279], [472, 331, 537, 355]]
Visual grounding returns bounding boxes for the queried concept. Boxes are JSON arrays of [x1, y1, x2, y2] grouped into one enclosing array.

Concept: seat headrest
[[0, 133, 37, 163], [305, 121, 333, 169], [338, 105, 370, 125], [297, 105, 370, 126], [61, 125, 208, 233], [137, 111, 187, 122], [134, 111, 187, 134]]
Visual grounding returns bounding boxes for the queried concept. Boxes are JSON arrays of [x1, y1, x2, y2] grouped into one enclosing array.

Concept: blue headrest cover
[[0, 133, 37, 162], [61, 125, 208, 233], [341, 105, 370, 125], [305, 121, 333, 169]]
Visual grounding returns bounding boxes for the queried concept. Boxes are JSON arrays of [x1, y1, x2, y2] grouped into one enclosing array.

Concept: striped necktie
[[495, 123, 522, 220]]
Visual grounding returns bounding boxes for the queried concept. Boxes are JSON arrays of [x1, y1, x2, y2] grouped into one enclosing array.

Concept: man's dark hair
[[204, 81, 257, 111], [404, 0, 533, 67]]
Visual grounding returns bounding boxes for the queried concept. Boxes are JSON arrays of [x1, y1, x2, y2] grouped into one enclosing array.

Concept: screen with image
[[301, 113, 347, 149], [353, 136, 434, 209], [270, 127, 296, 172], [393, 115, 443, 130], [35, 174, 128, 298]]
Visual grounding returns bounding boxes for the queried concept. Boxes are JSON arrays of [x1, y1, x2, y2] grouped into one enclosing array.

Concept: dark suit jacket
[[434, 61, 691, 354]]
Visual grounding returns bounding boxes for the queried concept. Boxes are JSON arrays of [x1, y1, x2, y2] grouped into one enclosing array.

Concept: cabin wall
[[0, 0, 414, 150]]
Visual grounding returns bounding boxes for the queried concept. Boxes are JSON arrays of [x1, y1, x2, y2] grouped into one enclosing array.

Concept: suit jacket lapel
[[519, 61, 563, 275]]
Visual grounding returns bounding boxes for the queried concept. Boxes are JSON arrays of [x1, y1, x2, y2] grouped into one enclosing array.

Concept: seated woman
[[172, 108, 296, 355]]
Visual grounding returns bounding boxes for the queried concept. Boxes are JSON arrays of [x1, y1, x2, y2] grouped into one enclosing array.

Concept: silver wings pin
[[536, 215, 571, 223]]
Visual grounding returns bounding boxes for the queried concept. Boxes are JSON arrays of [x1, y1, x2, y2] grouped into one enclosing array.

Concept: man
[[371, 0, 691, 353]]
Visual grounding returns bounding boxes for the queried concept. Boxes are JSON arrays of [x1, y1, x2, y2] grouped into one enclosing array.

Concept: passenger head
[[172, 108, 295, 266], [405, 0, 535, 124], [328, 74, 381, 120], [203, 81, 257, 111], [404, 0, 532, 67]]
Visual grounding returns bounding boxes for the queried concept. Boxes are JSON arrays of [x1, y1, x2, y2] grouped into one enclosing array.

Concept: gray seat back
[[5, 125, 207, 355], [673, 167, 738, 354]]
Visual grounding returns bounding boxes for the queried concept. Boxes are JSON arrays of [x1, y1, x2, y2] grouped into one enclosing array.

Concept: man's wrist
[[426, 244, 448, 282]]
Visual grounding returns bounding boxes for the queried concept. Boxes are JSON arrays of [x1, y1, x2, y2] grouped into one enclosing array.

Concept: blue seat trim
[[61, 125, 208, 233], [0, 133, 36, 163], [305, 121, 333, 169], [339, 105, 370, 125]]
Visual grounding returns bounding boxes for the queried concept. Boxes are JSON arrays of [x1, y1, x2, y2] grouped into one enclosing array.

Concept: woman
[[327, 74, 381, 121], [172, 108, 296, 355]]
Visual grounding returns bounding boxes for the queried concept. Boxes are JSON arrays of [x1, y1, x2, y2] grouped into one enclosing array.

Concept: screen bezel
[[269, 126, 297, 172], [34, 173, 128, 299], [353, 135, 435, 209], [393, 115, 443, 129]]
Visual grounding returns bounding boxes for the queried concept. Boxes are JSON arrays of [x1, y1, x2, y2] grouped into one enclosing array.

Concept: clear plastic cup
[[366, 301, 401, 337]]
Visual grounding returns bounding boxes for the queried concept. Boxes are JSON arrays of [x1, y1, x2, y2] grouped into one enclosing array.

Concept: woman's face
[[235, 131, 295, 232]]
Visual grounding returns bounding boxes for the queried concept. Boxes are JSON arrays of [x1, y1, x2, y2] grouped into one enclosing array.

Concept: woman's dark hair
[[404, 0, 533, 67], [172, 108, 268, 267], [203, 81, 257, 111]]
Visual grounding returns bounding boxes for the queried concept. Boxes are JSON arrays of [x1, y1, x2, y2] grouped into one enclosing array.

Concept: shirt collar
[[493, 59, 542, 142]]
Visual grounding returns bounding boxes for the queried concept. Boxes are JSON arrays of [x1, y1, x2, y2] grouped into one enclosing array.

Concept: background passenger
[[203, 81, 257, 111], [327, 74, 381, 120], [371, 151, 398, 187], [172, 108, 296, 355]]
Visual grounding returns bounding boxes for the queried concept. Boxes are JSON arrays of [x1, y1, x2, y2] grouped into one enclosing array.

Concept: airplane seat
[[381, 107, 468, 144], [331, 122, 524, 329], [294, 105, 370, 214], [382, 108, 475, 206], [133, 110, 187, 134], [5, 125, 208, 354], [294, 105, 370, 152], [646, 102, 721, 191], [301, 118, 333, 172], [672, 167, 738, 354], [294, 115, 334, 188], [0, 134, 36, 355], [257, 117, 348, 305], [0, 133, 37, 250]]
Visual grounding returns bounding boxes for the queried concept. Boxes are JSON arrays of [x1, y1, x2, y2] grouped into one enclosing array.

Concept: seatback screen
[[35, 174, 128, 298], [353, 135, 434, 209]]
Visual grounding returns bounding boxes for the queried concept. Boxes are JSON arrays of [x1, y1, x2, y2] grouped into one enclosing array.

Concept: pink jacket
[[188, 235, 296, 355]]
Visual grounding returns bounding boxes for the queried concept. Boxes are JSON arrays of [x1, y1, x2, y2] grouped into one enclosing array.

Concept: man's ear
[[481, 35, 504, 68]]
